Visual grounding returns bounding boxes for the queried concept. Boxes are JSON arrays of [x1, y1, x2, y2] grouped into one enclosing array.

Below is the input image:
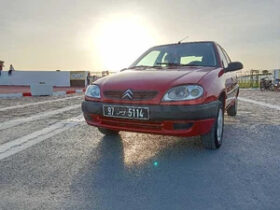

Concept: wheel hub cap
[[216, 108, 223, 142]]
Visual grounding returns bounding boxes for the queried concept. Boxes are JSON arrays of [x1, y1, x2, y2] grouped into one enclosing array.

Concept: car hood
[[95, 66, 217, 91]]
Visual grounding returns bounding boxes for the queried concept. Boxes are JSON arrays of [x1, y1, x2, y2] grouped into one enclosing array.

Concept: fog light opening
[[173, 123, 193, 130]]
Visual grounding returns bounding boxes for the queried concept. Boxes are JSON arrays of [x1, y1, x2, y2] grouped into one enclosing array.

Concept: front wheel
[[98, 127, 119, 136], [201, 102, 224, 150]]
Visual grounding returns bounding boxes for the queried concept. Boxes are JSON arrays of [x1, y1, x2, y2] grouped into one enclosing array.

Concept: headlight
[[162, 85, 203, 101], [85, 85, 101, 98]]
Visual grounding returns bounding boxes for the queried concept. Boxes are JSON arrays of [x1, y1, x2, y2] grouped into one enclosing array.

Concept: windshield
[[131, 42, 218, 68]]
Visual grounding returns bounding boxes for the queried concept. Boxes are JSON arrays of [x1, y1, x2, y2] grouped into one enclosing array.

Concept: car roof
[[152, 41, 217, 48]]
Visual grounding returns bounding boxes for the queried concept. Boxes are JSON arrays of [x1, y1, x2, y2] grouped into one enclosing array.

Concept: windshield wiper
[[156, 62, 200, 67], [156, 62, 180, 66], [129, 65, 151, 69], [130, 65, 162, 69], [179, 64, 201, 66]]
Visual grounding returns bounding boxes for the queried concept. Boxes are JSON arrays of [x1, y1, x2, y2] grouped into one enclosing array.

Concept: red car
[[82, 41, 243, 149]]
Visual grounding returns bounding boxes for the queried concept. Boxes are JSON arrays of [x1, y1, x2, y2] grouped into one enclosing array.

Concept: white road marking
[[0, 114, 84, 161], [0, 104, 81, 131], [238, 111, 252, 114], [0, 95, 83, 112], [239, 97, 280, 111]]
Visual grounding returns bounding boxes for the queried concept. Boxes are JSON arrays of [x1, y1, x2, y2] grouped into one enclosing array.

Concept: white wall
[[0, 71, 70, 87]]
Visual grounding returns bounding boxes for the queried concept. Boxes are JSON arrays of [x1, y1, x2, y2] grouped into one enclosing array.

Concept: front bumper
[[82, 101, 219, 137]]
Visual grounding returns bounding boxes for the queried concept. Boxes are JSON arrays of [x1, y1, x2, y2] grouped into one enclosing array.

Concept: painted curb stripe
[[0, 89, 85, 98], [0, 93, 23, 98]]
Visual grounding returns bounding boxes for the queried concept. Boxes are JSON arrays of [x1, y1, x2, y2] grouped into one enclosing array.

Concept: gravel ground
[[0, 90, 279, 210], [240, 89, 280, 105]]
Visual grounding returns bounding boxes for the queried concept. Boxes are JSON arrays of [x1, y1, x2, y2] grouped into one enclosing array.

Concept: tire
[[98, 127, 119, 136], [227, 99, 238, 116], [201, 102, 224, 150], [269, 84, 274, 91]]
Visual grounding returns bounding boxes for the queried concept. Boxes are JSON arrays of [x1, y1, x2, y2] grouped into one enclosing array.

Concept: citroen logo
[[122, 89, 134, 100]]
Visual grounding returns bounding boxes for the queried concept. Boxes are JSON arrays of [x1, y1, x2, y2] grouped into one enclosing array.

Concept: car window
[[217, 45, 228, 68], [161, 53, 203, 65], [132, 42, 218, 68], [180, 56, 203, 65], [136, 50, 161, 66], [222, 48, 231, 64]]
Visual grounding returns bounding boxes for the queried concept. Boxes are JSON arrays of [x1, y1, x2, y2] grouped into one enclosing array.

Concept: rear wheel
[[227, 99, 238, 116], [269, 84, 275, 91], [201, 102, 224, 150], [98, 127, 119, 136]]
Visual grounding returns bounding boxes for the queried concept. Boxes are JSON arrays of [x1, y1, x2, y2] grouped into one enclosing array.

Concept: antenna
[[178, 35, 189, 44]]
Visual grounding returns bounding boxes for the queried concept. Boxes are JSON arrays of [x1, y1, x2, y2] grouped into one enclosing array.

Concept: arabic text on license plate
[[103, 105, 149, 120]]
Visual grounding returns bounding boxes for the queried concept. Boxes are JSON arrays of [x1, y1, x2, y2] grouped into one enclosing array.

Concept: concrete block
[[30, 83, 53, 96]]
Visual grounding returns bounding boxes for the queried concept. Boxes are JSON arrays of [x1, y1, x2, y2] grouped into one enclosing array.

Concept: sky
[[0, 0, 279, 71]]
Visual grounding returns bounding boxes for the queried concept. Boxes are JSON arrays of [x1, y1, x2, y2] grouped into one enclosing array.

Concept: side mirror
[[225, 62, 243, 72]]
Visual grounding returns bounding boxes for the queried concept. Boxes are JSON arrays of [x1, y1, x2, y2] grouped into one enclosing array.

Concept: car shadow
[[68, 132, 227, 210]]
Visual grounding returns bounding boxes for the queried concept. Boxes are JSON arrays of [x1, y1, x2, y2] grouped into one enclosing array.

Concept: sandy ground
[[0, 89, 279, 210]]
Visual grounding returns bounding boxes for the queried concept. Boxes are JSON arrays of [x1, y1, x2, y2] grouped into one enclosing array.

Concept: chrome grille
[[103, 90, 158, 100]]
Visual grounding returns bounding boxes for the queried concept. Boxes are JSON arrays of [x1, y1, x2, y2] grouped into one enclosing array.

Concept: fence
[[237, 70, 276, 88]]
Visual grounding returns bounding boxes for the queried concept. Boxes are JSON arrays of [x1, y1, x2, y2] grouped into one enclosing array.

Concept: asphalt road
[[0, 90, 280, 210]]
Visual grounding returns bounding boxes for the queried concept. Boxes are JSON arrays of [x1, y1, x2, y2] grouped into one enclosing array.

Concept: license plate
[[103, 105, 149, 120]]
